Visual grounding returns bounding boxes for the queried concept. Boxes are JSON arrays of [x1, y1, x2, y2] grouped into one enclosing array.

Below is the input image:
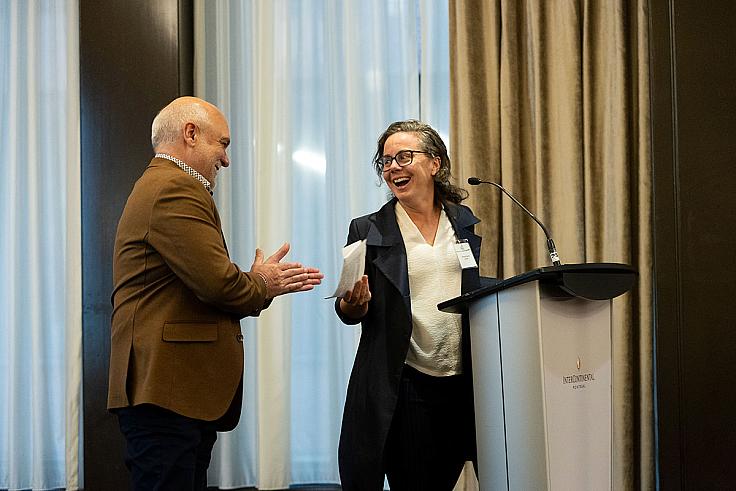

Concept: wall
[[80, 0, 192, 488], [650, 1, 736, 488]]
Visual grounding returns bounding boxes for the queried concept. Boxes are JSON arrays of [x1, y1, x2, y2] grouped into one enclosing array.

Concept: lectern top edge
[[438, 262, 637, 314]]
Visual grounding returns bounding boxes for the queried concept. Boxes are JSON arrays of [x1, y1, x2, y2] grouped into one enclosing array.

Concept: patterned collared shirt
[[155, 153, 213, 194]]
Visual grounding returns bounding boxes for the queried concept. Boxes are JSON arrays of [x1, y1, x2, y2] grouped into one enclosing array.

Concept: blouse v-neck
[[395, 201, 443, 246]]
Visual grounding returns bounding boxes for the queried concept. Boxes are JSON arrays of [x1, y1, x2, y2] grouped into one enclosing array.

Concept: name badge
[[454, 240, 478, 269]]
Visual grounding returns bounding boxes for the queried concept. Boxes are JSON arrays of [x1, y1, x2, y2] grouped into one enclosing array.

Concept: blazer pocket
[[162, 321, 218, 342]]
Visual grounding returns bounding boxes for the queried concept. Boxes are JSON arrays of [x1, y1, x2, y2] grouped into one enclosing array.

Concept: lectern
[[439, 263, 637, 491]]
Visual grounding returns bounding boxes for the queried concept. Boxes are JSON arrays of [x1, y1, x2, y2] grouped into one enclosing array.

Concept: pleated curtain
[[0, 1, 82, 489], [449, 1, 654, 489]]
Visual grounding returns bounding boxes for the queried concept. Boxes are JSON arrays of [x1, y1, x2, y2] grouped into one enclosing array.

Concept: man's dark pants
[[116, 404, 219, 491]]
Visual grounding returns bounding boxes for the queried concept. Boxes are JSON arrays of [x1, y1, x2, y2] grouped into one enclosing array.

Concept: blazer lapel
[[211, 200, 230, 255], [366, 200, 411, 310], [444, 201, 481, 262], [365, 200, 482, 309], [444, 201, 482, 293]]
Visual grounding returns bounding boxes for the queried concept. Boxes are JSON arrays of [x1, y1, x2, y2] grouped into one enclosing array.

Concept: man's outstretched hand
[[250, 242, 323, 299]]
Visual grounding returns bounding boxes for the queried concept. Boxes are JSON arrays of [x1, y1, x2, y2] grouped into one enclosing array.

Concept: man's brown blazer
[[108, 157, 267, 427]]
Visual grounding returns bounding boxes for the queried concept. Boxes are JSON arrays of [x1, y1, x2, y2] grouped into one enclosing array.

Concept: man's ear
[[184, 122, 197, 146]]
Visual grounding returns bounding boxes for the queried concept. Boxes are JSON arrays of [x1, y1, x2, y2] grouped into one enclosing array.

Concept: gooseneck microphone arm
[[467, 177, 561, 266]]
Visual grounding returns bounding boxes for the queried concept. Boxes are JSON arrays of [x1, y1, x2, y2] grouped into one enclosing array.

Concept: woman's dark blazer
[[335, 198, 482, 490]]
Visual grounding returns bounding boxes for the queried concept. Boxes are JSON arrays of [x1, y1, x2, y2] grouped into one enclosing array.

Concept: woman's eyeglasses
[[376, 150, 432, 171]]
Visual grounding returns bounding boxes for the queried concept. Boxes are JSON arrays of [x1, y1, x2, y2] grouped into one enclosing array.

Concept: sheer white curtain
[[194, 0, 450, 488], [0, 1, 82, 490]]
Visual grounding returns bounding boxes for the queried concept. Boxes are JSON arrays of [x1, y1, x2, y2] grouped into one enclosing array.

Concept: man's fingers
[[278, 266, 324, 287], [281, 268, 324, 282], [290, 281, 305, 291], [265, 242, 291, 264], [279, 262, 305, 275], [305, 269, 324, 280], [256, 259, 322, 298], [252, 248, 264, 266]]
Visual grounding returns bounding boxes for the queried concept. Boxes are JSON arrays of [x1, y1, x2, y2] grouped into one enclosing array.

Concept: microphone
[[467, 177, 561, 266]]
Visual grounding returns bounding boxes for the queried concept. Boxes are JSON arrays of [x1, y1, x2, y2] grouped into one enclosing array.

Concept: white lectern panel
[[468, 290, 508, 489], [539, 290, 612, 490], [468, 281, 613, 491]]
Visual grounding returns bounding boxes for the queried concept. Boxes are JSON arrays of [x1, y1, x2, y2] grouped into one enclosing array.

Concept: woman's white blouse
[[395, 202, 464, 376]]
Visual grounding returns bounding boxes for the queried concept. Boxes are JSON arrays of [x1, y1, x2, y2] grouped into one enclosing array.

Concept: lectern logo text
[[563, 356, 595, 389]]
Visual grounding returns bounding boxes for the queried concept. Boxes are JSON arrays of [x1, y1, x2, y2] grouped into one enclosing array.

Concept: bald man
[[108, 97, 322, 490]]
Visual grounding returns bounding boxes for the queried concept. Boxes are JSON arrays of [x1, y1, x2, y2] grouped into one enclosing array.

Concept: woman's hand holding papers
[[339, 275, 371, 319]]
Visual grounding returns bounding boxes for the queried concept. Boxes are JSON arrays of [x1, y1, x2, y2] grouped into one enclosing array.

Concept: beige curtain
[[449, 1, 653, 489]]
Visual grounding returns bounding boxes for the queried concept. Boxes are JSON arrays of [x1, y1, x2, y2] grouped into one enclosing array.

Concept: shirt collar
[[155, 153, 213, 194]]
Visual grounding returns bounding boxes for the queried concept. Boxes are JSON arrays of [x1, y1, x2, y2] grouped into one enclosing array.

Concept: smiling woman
[[373, 120, 468, 212], [335, 120, 480, 489], [194, 0, 452, 488], [381, 132, 440, 217]]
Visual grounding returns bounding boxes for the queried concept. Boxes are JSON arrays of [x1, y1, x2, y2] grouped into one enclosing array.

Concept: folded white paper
[[326, 239, 367, 299]]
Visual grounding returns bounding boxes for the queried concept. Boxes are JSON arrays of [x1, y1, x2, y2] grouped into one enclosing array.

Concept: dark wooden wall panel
[[651, 1, 736, 489], [80, 1, 192, 488]]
